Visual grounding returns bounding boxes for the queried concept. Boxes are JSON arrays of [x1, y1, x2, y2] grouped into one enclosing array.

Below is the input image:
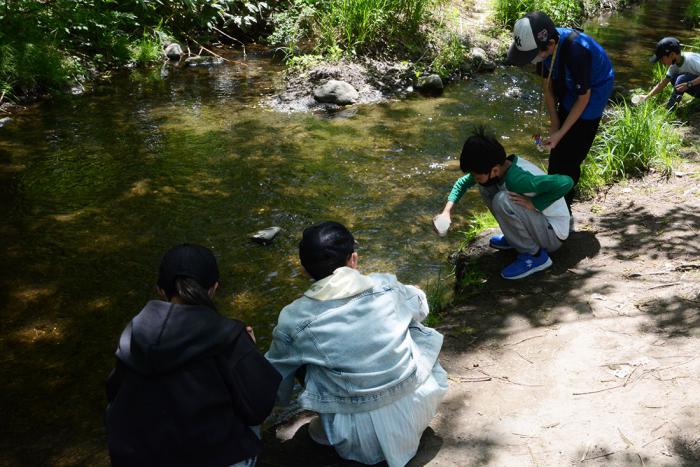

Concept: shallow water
[[0, 0, 695, 463]]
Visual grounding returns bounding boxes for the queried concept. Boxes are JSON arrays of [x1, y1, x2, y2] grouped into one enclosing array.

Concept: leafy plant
[[424, 269, 451, 326], [578, 100, 682, 197], [685, 0, 700, 27], [493, 0, 584, 29]]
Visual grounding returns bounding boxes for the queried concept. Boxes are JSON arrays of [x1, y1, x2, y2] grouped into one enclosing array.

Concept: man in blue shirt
[[507, 12, 614, 212]]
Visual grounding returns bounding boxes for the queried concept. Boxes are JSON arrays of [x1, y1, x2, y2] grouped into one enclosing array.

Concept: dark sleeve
[[217, 335, 282, 426], [106, 359, 125, 403], [567, 42, 592, 95]]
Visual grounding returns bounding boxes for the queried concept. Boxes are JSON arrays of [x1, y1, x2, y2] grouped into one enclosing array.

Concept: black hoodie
[[106, 300, 281, 467]]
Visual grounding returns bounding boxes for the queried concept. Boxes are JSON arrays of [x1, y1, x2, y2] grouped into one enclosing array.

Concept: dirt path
[[431, 153, 700, 465], [259, 147, 699, 466]]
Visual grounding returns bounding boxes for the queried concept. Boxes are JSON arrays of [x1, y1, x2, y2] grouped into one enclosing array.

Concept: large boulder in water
[[470, 47, 496, 72], [165, 43, 183, 61], [415, 74, 443, 95], [313, 80, 359, 105]]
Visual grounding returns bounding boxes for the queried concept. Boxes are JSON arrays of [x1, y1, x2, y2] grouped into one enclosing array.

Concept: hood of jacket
[[303, 266, 375, 301], [115, 300, 242, 375]]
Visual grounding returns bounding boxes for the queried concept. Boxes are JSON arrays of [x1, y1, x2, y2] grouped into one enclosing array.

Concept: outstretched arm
[[643, 77, 671, 101]]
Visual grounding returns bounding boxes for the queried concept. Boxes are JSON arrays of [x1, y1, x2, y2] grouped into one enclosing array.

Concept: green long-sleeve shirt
[[447, 156, 573, 212]]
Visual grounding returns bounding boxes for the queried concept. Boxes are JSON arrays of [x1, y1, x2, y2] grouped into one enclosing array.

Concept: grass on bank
[[493, 0, 634, 29], [577, 100, 682, 197], [269, 0, 470, 78], [686, 0, 700, 26]]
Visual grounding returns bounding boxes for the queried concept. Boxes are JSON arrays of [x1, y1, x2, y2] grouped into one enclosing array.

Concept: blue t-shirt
[[542, 28, 614, 120]]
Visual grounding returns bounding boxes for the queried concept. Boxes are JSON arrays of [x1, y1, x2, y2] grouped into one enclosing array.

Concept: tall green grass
[[493, 0, 584, 28], [460, 210, 499, 247], [685, 0, 700, 26], [270, 0, 432, 57], [578, 101, 682, 197]]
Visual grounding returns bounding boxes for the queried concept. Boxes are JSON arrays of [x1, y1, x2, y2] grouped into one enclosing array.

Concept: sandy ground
[[259, 149, 699, 466]]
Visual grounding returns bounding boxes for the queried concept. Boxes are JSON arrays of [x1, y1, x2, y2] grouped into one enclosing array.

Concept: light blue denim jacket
[[264, 272, 444, 414]]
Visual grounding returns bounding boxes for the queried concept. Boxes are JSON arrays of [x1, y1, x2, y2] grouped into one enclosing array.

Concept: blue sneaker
[[501, 249, 552, 280], [489, 235, 513, 250]]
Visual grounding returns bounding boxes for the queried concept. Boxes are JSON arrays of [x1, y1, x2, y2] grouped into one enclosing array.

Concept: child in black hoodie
[[106, 244, 281, 467]]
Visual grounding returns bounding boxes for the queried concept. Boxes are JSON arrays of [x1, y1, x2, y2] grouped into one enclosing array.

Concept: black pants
[[548, 108, 601, 209]]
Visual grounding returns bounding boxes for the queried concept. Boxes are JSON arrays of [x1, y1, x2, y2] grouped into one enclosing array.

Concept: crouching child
[[435, 126, 573, 280], [265, 221, 448, 467]]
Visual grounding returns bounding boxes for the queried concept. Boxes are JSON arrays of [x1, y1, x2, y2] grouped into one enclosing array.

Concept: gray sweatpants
[[480, 186, 563, 255]]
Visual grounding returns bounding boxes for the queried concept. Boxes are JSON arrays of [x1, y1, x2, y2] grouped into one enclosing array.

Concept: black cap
[[299, 221, 355, 280], [507, 12, 558, 66], [157, 243, 219, 297], [650, 37, 681, 63]]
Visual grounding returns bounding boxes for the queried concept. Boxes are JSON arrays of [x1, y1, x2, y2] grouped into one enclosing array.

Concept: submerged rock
[[165, 43, 183, 61], [415, 74, 444, 95], [313, 80, 359, 105], [470, 47, 496, 72], [0, 117, 11, 128], [250, 226, 282, 245], [184, 56, 224, 68]]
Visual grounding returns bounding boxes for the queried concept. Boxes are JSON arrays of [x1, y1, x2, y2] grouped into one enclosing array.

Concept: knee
[[491, 191, 512, 215]]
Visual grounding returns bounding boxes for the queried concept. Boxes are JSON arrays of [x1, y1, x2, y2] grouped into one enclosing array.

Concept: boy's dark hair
[[460, 126, 507, 175], [299, 221, 355, 281], [158, 243, 219, 309]]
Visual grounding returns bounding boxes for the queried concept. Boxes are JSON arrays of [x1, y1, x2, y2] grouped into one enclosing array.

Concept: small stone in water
[[250, 226, 282, 245]]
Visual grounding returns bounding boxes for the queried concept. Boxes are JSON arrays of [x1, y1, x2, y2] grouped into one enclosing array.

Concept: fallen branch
[[647, 282, 681, 290], [581, 450, 618, 462], [211, 26, 246, 59], [506, 333, 547, 346], [512, 349, 533, 364], [448, 375, 492, 383], [641, 436, 664, 448], [185, 34, 247, 66], [573, 383, 624, 396], [478, 370, 543, 387]]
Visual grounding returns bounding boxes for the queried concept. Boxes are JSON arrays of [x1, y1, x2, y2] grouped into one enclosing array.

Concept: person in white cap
[[507, 12, 614, 212]]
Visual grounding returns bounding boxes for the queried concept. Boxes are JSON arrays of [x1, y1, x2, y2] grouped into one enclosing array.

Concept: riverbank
[[257, 129, 700, 467]]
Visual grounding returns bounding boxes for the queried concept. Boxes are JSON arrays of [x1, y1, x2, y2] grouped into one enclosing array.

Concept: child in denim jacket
[[265, 222, 447, 467]]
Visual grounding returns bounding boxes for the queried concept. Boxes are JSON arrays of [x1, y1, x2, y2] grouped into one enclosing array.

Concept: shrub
[[130, 33, 164, 65], [578, 101, 682, 197], [493, 0, 584, 29], [685, 0, 700, 26]]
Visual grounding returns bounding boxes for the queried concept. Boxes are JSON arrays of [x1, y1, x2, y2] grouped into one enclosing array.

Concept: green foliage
[[429, 31, 467, 79], [685, 0, 700, 26], [578, 101, 682, 197], [0, 0, 282, 97], [424, 269, 451, 326], [130, 33, 163, 65], [460, 210, 498, 247], [268, 0, 433, 58], [493, 0, 584, 29]]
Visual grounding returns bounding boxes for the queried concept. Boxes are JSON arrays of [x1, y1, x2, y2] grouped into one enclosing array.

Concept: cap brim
[[506, 42, 539, 66], [649, 54, 660, 63]]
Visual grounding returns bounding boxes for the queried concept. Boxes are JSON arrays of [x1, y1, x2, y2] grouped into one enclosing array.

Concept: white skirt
[[319, 362, 448, 467]]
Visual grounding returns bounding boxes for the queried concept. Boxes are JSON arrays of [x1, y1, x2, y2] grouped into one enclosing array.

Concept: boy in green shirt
[[435, 127, 573, 279]]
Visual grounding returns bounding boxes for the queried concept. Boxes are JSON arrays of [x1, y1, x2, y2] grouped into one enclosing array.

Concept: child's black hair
[[459, 126, 507, 175], [299, 221, 355, 281]]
